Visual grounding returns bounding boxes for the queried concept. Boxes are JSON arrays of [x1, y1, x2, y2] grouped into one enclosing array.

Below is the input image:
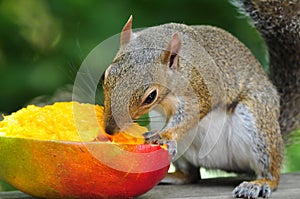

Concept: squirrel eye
[[142, 89, 157, 105]]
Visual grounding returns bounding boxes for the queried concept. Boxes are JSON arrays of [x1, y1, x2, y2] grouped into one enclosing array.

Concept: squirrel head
[[102, 16, 183, 135]]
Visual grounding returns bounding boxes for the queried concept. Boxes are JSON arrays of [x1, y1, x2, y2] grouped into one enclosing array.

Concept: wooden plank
[[140, 173, 300, 199], [1, 173, 299, 198], [0, 191, 33, 199]]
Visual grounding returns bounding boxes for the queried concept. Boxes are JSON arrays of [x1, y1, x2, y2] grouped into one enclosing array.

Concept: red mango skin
[[0, 137, 170, 198]]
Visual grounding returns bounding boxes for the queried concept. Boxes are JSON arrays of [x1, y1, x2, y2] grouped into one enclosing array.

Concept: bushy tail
[[235, 0, 300, 135]]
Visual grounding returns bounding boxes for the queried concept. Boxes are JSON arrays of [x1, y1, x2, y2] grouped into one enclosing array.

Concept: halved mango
[[0, 102, 170, 198]]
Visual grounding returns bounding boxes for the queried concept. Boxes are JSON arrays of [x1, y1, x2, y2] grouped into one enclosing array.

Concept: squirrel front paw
[[143, 130, 177, 157]]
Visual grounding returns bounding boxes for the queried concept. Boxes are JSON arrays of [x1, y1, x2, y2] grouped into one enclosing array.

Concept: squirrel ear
[[120, 15, 133, 47], [161, 33, 182, 70]]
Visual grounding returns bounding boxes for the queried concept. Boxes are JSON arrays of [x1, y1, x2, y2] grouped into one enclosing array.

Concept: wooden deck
[[0, 172, 299, 198], [141, 173, 300, 199]]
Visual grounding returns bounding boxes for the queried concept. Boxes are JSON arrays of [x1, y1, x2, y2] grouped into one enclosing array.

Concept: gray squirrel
[[101, 0, 300, 198]]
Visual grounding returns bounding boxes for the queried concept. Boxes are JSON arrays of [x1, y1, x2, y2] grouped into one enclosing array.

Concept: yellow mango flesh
[[0, 102, 147, 144]]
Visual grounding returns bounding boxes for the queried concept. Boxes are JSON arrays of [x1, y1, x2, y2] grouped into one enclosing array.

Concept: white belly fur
[[177, 104, 259, 173]]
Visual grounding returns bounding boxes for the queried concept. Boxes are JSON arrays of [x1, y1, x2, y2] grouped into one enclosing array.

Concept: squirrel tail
[[235, 0, 300, 136]]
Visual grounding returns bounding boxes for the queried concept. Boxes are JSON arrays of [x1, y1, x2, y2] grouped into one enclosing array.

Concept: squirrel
[[101, 0, 300, 198]]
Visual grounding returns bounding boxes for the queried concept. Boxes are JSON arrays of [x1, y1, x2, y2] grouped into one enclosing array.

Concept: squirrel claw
[[143, 129, 160, 143], [143, 130, 177, 156], [165, 140, 177, 157], [232, 181, 271, 199]]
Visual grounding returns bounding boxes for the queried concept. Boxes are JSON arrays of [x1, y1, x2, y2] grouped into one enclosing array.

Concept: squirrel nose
[[105, 125, 116, 135], [104, 116, 119, 135]]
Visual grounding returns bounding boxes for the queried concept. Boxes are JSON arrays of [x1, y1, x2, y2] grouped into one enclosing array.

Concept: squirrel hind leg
[[160, 157, 200, 185], [232, 178, 279, 198]]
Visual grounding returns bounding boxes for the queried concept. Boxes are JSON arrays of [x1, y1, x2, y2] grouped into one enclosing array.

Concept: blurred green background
[[0, 0, 269, 114], [0, 0, 299, 191]]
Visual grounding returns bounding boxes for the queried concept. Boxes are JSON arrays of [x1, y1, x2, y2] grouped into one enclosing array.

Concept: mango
[[0, 102, 170, 198]]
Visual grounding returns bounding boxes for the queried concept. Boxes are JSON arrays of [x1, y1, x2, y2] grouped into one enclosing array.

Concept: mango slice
[[0, 101, 170, 198], [0, 102, 146, 144], [0, 136, 170, 198]]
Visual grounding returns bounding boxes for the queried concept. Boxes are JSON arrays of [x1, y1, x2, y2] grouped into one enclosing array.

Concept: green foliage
[[137, 114, 151, 127], [284, 130, 300, 172], [0, 0, 266, 113]]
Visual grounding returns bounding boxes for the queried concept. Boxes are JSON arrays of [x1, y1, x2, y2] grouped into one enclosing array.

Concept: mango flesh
[[0, 102, 170, 198], [0, 101, 147, 143]]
